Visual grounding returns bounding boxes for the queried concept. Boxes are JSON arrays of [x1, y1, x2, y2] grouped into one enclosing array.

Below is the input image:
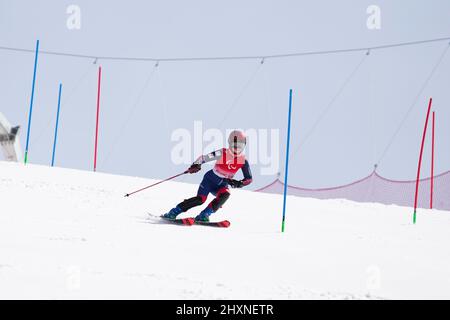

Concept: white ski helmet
[[228, 130, 246, 154]]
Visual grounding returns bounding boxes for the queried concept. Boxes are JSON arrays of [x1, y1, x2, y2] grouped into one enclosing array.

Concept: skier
[[162, 130, 253, 222]]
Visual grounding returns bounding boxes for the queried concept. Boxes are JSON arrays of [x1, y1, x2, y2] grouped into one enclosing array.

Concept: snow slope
[[1, 161, 450, 299]]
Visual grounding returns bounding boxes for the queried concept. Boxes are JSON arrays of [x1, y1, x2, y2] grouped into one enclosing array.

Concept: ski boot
[[162, 206, 182, 220], [195, 207, 214, 222]]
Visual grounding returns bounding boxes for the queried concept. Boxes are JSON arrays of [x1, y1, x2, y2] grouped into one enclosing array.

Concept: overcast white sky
[[1, 0, 450, 189]]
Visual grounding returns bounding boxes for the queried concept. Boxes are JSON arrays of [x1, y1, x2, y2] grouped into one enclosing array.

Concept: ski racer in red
[[163, 130, 253, 222]]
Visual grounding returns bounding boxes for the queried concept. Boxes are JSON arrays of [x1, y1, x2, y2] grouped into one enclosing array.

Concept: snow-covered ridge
[[1, 161, 449, 299]]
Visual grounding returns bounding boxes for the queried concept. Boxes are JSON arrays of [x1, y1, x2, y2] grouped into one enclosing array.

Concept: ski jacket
[[193, 148, 253, 186]]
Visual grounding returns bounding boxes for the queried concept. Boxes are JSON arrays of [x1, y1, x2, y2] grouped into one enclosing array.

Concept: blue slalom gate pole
[[281, 89, 293, 233], [24, 39, 40, 164], [51, 83, 62, 167]]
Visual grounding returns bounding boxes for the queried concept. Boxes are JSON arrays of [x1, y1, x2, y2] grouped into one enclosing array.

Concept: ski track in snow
[[1, 161, 450, 299]]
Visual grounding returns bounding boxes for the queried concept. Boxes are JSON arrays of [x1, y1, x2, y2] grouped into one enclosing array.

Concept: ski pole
[[124, 170, 188, 197]]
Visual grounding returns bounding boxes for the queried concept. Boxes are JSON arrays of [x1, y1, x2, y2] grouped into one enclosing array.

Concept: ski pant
[[176, 170, 230, 213]]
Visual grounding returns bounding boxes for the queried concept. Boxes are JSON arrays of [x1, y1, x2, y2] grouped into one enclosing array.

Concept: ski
[[147, 213, 195, 226], [160, 216, 195, 226], [193, 220, 231, 228], [147, 213, 229, 227]]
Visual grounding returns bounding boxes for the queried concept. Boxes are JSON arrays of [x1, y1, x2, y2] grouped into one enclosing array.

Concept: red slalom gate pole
[[413, 97, 433, 224], [124, 171, 188, 197], [430, 111, 435, 209], [94, 66, 102, 172]]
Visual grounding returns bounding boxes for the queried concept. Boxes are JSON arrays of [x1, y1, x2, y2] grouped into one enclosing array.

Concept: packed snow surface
[[1, 161, 450, 299]]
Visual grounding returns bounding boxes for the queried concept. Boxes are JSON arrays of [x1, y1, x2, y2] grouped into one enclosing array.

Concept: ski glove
[[227, 179, 244, 188], [187, 163, 201, 174]]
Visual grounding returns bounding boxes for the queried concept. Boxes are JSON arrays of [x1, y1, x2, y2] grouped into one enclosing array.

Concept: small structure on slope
[[0, 112, 22, 162]]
